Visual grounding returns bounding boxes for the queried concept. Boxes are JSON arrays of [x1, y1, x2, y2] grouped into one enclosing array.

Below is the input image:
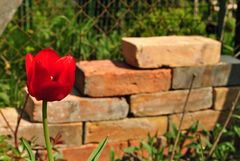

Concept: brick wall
[[1, 36, 240, 161]]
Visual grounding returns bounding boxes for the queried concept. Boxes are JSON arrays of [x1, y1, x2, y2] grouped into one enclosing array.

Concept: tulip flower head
[[26, 49, 76, 101]]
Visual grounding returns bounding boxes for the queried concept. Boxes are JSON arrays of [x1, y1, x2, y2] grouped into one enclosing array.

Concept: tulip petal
[[26, 54, 35, 96], [36, 82, 70, 101], [35, 48, 60, 74], [52, 56, 76, 88], [30, 59, 53, 100], [25, 49, 76, 101], [26, 53, 34, 76]]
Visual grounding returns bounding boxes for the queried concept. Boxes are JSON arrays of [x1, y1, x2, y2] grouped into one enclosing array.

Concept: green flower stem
[[42, 101, 54, 161]]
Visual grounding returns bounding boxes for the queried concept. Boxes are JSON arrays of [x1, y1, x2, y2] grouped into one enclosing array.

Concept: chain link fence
[[0, 0, 237, 106], [0, 0, 212, 59]]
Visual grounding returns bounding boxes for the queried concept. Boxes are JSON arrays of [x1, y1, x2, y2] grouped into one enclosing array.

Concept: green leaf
[[223, 44, 234, 52], [53, 152, 64, 160], [87, 137, 108, 161], [109, 147, 115, 161], [0, 84, 10, 91], [233, 126, 240, 137], [185, 141, 199, 149], [141, 142, 153, 154], [0, 155, 11, 161], [124, 146, 140, 153], [0, 92, 10, 104], [200, 126, 210, 136], [232, 114, 240, 120], [20, 138, 35, 161], [188, 121, 199, 134], [165, 122, 178, 140]]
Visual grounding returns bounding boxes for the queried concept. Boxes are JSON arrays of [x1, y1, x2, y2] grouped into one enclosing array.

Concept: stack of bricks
[[1, 36, 240, 161]]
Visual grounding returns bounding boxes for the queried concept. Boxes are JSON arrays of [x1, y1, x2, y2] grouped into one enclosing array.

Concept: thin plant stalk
[[169, 74, 195, 161], [217, 0, 228, 42], [0, 93, 29, 149], [0, 109, 14, 135], [207, 91, 240, 159], [14, 93, 29, 148], [42, 101, 54, 161], [234, 0, 240, 55]]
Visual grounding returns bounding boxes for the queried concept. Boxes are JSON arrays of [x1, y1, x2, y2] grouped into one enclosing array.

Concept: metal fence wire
[[0, 0, 237, 107], [0, 0, 215, 60]]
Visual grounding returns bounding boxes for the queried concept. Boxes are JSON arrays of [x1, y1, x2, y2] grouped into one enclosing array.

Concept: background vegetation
[[0, 0, 237, 107], [0, 1, 240, 160]]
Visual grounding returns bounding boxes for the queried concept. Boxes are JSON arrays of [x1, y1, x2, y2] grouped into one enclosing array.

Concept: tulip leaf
[[87, 137, 108, 161], [20, 138, 35, 161]]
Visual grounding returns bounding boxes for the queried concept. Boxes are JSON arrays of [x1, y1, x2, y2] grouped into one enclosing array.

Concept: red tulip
[[26, 48, 76, 101]]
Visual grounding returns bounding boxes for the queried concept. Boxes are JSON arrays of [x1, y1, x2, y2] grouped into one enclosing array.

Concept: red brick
[[169, 110, 229, 131], [131, 87, 212, 116], [62, 142, 128, 161], [62, 138, 167, 161], [172, 55, 240, 89], [25, 93, 129, 123], [85, 117, 167, 143], [213, 87, 240, 110], [122, 36, 220, 68], [0, 108, 83, 147], [75, 60, 171, 97]]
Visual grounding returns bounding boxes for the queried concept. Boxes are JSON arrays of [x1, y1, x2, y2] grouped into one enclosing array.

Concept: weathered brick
[[85, 117, 168, 143], [169, 110, 228, 131], [122, 36, 220, 68], [213, 87, 240, 110], [61, 142, 128, 161], [61, 138, 167, 161], [172, 55, 240, 89], [0, 108, 83, 147], [75, 60, 171, 97], [25, 93, 129, 123], [130, 87, 212, 116]]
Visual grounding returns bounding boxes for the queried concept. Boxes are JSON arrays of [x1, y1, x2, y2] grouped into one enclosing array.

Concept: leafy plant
[[0, 0, 237, 107], [87, 137, 108, 161], [111, 115, 240, 161], [0, 0, 123, 106], [0, 83, 10, 106], [20, 138, 35, 161], [0, 135, 27, 161], [126, 8, 206, 37], [122, 134, 165, 161]]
